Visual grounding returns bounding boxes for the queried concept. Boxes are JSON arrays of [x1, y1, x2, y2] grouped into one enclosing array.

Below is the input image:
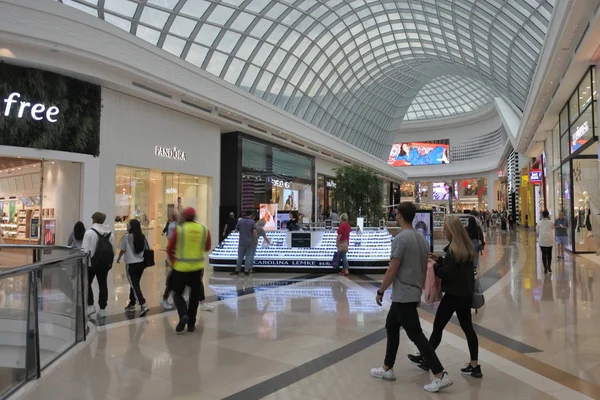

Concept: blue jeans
[[471, 239, 480, 267], [339, 251, 349, 270], [236, 244, 255, 272]]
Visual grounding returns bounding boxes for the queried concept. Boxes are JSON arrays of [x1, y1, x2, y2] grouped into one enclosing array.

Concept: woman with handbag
[[337, 213, 351, 276], [408, 216, 482, 378], [117, 219, 150, 316]]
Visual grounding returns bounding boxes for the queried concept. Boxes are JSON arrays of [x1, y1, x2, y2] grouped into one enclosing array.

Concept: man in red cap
[[167, 207, 212, 333]]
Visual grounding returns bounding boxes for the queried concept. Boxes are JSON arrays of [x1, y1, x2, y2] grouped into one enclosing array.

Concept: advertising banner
[[388, 140, 450, 166], [259, 203, 277, 231]]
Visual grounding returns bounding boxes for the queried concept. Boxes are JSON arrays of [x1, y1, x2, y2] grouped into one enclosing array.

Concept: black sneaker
[[187, 325, 196, 333], [244, 271, 250, 276], [176, 315, 189, 333], [461, 364, 483, 378], [230, 271, 239, 276], [140, 304, 150, 317], [407, 354, 430, 371]]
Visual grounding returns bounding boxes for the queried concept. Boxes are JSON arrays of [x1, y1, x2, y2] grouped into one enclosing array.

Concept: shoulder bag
[[143, 237, 155, 267], [471, 269, 485, 310]]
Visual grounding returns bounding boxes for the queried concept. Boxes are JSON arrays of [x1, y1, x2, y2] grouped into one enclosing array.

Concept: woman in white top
[[536, 210, 555, 274], [116, 219, 150, 316]]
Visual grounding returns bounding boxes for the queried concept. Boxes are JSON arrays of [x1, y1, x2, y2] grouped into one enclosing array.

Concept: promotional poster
[[282, 189, 299, 211], [259, 203, 278, 231], [388, 141, 450, 166], [432, 182, 459, 200]]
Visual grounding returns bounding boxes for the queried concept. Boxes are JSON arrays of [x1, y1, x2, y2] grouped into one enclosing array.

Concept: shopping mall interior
[[2, 0, 600, 399]]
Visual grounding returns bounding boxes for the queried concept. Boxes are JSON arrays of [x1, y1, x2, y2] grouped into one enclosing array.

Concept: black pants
[[429, 294, 479, 362], [384, 302, 444, 374], [171, 269, 205, 326], [126, 262, 146, 306], [540, 246, 553, 271], [88, 267, 109, 309]]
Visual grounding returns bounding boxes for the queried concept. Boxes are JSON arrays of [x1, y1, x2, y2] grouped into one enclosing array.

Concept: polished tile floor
[[11, 228, 600, 399]]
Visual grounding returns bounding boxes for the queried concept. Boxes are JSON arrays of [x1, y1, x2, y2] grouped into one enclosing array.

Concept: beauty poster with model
[[259, 203, 277, 231], [387, 140, 450, 167], [282, 189, 298, 211], [413, 211, 433, 251]]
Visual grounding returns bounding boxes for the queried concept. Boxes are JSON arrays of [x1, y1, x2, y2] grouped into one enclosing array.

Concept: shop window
[[579, 68, 594, 110], [570, 105, 594, 153], [560, 131, 570, 161], [559, 106, 569, 134], [551, 122, 560, 167], [572, 156, 598, 252], [592, 66, 597, 101], [400, 182, 415, 199], [569, 90, 579, 126], [242, 139, 268, 171], [554, 169, 562, 218], [561, 162, 572, 251], [115, 166, 209, 250]]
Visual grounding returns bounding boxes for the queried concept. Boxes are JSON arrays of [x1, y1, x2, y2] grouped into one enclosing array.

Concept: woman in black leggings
[[408, 216, 482, 378]]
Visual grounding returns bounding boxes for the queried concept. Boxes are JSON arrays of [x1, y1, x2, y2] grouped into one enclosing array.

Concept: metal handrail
[[0, 244, 83, 250], [0, 251, 89, 279]]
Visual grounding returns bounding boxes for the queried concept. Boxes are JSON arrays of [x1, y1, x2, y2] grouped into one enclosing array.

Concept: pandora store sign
[[155, 146, 186, 161]]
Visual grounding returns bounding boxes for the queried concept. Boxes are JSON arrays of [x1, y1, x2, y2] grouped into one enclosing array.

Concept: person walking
[[68, 221, 86, 248], [371, 202, 453, 393], [117, 219, 150, 317], [222, 212, 237, 240], [337, 213, 351, 276], [160, 212, 178, 310], [82, 212, 115, 318], [408, 216, 482, 378], [166, 207, 212, 333], [466, 216, 485, 268], [554, 211, 569, 259], [231, 209, 257, 276], [537, 210, 555, 274]]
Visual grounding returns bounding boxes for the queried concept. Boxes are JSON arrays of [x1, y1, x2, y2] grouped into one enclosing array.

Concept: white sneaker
[[200, 303, 214, 312], [160, 300, 173, 310], [370, 366, 396, 381], [97, 309, 106, 318], [86, 306, 96, 316], [424, 372, 453, 392]]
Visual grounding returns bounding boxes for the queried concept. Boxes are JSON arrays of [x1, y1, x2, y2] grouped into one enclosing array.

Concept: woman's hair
[[542, 210, 550, 218], [73, 221, 86, 241], [414, 220, 428, 234], [444, 216, 476, 263], [398, 143, 407, 157], [128, 219, 145, 254], [466, 216, 480, 240], [340, 213, 349, 222], [291, 210, 299, 220]]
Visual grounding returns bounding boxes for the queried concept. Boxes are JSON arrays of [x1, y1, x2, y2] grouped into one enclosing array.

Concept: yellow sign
[[521, 175, 529, 185]]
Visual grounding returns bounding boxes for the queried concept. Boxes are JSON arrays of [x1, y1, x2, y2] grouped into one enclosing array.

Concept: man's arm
[[378, 258, 400, 294], [205, 230, 212, 252], [166, 229, 177, 263]]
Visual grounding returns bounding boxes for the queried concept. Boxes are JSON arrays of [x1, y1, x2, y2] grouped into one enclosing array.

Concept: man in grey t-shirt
[[371, 202, 452, 393], [231, 209, 257, 276]]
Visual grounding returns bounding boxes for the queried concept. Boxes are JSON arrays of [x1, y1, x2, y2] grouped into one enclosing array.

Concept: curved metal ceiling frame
[[57, 0, 555, 158]]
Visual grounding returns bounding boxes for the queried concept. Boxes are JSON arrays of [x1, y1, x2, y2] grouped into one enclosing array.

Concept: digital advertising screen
[[259, 203, 277, 231], [388, 140, 450, 167], [432, 182, 458, 201], [413, 211, 433, 252], [282, 189, 299, 211]]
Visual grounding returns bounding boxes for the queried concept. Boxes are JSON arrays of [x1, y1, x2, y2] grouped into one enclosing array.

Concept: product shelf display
[[209, 229, 392, 271]]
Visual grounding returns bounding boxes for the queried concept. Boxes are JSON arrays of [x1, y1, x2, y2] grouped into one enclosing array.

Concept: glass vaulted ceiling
[[57, 0, 555, 158], [404, 75, 495, 121]]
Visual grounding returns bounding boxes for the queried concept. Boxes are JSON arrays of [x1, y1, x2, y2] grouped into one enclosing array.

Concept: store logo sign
[[529, 169, 542, 184], [572, 121, 589, 145], [271, 178, 291, 188], [165, 188, 177, 194], [2, 92, 60, 122], [325, 180, 337, 189], [155, 146, 186, 161]]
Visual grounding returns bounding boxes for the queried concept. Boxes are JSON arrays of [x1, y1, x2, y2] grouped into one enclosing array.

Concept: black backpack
[[91, 229, 114, 271]]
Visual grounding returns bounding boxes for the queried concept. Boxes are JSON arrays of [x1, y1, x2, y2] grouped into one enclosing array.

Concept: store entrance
[[114, 166, 209, 252], [0, 157, 82, 267]]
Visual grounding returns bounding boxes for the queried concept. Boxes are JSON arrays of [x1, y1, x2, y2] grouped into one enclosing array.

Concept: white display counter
[[209, 228, 392, 272]]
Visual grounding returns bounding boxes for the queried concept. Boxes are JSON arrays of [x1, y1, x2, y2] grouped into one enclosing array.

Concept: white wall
[[315, 158, 340, 177], [99, 88, 221, 239], [42, 161, 81, 244]]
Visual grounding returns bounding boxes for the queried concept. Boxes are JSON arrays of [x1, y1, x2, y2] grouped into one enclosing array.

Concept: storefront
[[0, 62, 101, 261], [551, 66, 597, 253], [317, 174, 338, 221], [220, 133, 315, 234], [98, 88, 220, 252]]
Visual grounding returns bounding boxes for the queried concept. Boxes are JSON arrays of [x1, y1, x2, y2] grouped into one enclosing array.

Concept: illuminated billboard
[[388, 140, 450, 166]]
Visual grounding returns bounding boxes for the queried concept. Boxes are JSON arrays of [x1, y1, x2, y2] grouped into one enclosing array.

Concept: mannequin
[[576, 201, 586, 244], [584, 191, 593, 237]]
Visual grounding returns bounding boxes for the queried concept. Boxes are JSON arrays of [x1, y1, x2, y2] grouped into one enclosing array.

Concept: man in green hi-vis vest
[[167, 207, 212, 333]]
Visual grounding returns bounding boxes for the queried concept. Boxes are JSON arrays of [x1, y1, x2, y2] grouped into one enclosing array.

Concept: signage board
[[290, 232, 311, 248], [155, 146, 186, 161], [529, 169, 543, 184]]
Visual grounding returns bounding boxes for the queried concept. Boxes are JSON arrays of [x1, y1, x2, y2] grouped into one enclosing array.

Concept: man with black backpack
[[82, 212, 115, 318]]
